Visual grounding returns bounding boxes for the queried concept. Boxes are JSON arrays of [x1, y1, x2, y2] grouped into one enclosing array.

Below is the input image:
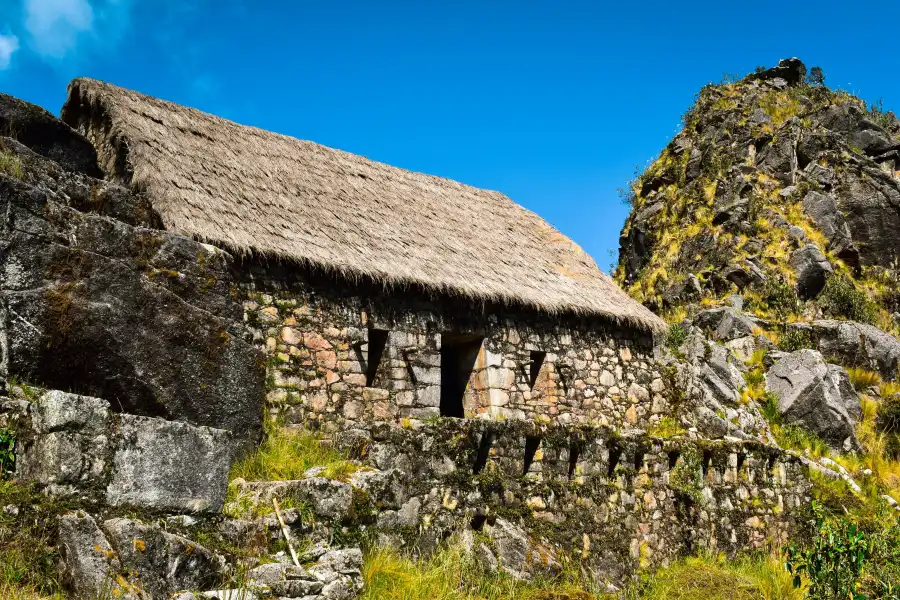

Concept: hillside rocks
[[16, 389, 232, 512], [0, 93, 102, 177], [765, 350, 861, 450], [789, 244, 833, 299], [0, 114, 265, 443], [788, 320, 900, 381]]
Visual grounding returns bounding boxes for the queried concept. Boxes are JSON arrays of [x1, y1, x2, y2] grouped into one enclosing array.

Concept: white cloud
[[24, 0, 94, 58], [0, 34, 19, 69]]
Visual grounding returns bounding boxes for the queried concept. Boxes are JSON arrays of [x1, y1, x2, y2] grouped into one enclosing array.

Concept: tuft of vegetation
[[625, 551, 804, 600], [360, 544, 600, 600], [777, 328, 814, 353], [0, 150, 24, 180], [817, 275, 878, 325], [805, 66, 826, 86], [668, 447, 703, 503], [647, 416, 686, 439], [0, 429, 16, 477], [664, 323, 688, 351], [847, 368, 883, 393], [229, 422, 358, 482]]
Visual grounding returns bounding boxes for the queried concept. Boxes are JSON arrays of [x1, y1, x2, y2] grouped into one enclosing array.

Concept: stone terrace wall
[[236, 263, 664, 432], [341, 418, 811, 582]]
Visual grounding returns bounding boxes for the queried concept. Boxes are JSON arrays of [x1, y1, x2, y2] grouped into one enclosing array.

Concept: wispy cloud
[[24, 0, 94, 58], [0, 33, 19, 69]]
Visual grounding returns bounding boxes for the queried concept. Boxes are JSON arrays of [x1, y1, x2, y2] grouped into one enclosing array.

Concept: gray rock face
[[107, 414, 232, 512], [17, 390, 232, 512], [789, 244, 833, 299], [766, 350, 861, 450], [57, 511, 142, 600], [0, 93, 102, 177], [792, 320, 900, 381], [748, 58, 807, 87], [801, 191, 859, 266], [693, 307, 759, 341], [103, 518, 222, 600], [0, 136, 265, 444]]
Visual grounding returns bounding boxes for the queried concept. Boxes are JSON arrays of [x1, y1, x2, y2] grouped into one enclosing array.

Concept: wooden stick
[[272, 497, 300, 567]]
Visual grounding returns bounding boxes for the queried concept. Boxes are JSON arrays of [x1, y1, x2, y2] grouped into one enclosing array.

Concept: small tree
[[806, 66, 826, 86]]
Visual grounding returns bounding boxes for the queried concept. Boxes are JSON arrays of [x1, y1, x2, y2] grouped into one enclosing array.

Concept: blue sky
[[1, 1, 898, 273]]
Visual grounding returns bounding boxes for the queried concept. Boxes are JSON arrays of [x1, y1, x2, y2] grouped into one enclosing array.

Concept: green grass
[[229, 423, 359, 482], [647, 416, 686, 439], [625, 552, 805, 600], [847, 367, 882, 392], [360, 544, 600, 600], [0, 151, 23, 180]]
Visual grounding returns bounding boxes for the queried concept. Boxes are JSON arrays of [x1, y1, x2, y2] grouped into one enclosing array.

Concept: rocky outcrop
[[0, 93, 102, 177], [16, 389, 232, 512], [0, 109, 265, 444], [790, 244, 832, 299], [765, 350, 861, 450], [788, 320, 900, 381]]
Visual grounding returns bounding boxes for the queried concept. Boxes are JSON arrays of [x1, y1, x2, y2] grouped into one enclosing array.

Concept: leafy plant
[[777, 328, 813, 352], [785, 503, 872, 600], [669, 447, 703, 503], [758, 278, 800, 322], [0, 430, 15, 478], [817, 275, 878, 325], [806, 66, 826, 86], [665, 323, 688, 351]]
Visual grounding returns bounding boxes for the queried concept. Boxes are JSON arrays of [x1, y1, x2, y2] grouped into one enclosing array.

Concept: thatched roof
[[62, 78, 664, 332]]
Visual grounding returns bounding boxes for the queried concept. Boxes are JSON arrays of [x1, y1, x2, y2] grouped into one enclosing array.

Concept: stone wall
[[341, 418, 811, 582], [236, 262, 663, 432]]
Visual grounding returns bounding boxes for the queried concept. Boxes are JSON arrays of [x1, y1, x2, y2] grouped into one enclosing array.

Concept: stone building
[[61, 78, 665, 432]]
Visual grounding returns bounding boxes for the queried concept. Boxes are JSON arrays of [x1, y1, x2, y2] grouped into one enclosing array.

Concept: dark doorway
[[440, 333, 484, 418]]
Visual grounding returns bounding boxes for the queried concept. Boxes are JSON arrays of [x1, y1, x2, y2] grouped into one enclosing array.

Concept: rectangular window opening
[[440, 333, 484, 418], [365, 328, 390, 388]]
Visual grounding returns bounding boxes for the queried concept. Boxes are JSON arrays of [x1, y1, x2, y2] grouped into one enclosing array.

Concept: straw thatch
[[62, 78, 664, 332]]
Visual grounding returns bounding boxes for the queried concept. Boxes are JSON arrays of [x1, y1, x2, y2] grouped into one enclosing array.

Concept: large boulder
[[692, 307, 760, 341], [765, 350, 861, 450], [58, 511, 144, 600], [789, 320, 900, 381], [17, 389, 232, 512], [790, 244, 832, 299], [0, 138, 265, 445], [0, 93, 102, 177], [103, 518, 222, 599]]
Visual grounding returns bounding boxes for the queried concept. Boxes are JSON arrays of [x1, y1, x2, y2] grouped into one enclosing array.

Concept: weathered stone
[[58, 511, 140, 600], [801, 191, 858, 265], [693, 307, 759, 341], [106, 414, 232, 513], [103, 518, 221, 599], [790, 320, 900, 381], [0, 93, 102, 176], [789, 244, 832, 299], [0, 161, 265, 445], [766, 350, 861, 450]]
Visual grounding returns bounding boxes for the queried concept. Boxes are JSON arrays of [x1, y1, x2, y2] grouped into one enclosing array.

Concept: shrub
[[669, 448, 703, 503], [0, 150, 23, 180], [758, 278, 800, 322], [817, 275, 877, 325], [777, 328, 814, 352], [869, 98, 898, 131], [877, 395, 900, 435], [785, 504, 872, 600], [0, 430, 15, 478], [665, 323, 688, 351], [806, 66, 826, 86]]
